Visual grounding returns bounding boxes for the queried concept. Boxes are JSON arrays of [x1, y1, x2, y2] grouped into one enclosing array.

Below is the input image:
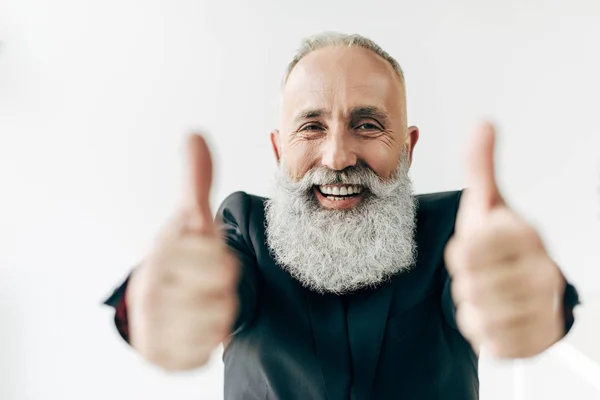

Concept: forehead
[[282, 46, 405, 118]]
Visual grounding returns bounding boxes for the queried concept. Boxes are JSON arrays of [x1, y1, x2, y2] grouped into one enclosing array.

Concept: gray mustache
[[303, 163, 380, 189], [277, 150, 408, 199]]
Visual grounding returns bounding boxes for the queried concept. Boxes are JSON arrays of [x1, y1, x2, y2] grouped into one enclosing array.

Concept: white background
[[0, 0, 599, 399]]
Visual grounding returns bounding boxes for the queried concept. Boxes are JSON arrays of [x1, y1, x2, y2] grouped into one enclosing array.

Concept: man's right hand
[[126, 134, 239, 371]]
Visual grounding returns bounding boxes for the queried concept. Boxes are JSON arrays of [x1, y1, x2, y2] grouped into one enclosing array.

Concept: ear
[[270, 129, 282, 164], [405, 126, 420, 167]]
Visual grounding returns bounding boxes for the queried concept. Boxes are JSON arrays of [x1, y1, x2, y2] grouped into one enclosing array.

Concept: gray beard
[[264, 151, 418, 294]]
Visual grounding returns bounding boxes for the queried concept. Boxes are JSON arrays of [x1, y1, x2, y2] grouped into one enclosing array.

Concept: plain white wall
[[0, 0, 599, 399]]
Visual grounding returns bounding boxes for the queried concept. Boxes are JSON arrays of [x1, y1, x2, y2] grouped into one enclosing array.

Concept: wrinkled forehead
[[281, 46, 406, 122]]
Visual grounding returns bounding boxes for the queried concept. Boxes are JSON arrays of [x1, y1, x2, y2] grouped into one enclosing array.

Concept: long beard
[[264, 151, 418, 294]]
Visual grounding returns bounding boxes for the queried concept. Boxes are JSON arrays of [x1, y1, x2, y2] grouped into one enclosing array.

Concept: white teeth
[[319, 185, 363, 198], [319, 185, 331, 194]]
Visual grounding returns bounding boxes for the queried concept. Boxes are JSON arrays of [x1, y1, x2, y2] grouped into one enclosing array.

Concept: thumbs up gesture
[[444, 123, 566, 359], [126, 134, 239, 371]]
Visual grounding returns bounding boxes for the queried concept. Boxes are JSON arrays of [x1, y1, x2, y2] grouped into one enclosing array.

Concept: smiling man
[[104, 32, 579, 400]]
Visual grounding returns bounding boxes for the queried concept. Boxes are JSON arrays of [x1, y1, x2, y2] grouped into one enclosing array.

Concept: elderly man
[[104, 32, 579, 399]]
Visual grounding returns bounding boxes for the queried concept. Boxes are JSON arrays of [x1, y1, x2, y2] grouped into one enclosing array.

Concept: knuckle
[[447, 240, 478, 272], [452, 276, 475, 303], [463, 278, 478, 301], [444, 238, 457, 261], [456, 303, 481, 335], [460, 245, 478, 271], [450, 280, 461, 303]]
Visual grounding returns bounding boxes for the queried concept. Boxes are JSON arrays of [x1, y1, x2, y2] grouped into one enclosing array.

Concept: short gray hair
[[283, 32, 405, 86]]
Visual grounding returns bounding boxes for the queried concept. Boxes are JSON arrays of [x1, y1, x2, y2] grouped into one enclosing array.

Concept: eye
[[300, 124, 323, 131], [293, 123, 327, 141], [356, 122, 381, 130]]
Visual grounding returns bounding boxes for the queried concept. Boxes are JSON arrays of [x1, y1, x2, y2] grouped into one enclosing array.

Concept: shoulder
[[415, 190, 464, 216], [414, 190, 465, 235], [216, 191, 267, 229]]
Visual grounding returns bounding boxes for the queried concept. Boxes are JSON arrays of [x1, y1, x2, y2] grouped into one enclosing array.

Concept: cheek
[[283, 140, 320, 178], [360, 143, 401, 179]]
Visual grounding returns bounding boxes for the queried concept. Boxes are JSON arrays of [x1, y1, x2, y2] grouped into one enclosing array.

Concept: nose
[[320, 133, 357, 171]]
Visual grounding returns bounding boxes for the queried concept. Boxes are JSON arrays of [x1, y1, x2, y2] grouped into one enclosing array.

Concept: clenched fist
[[445, 123, 566, 359], [126, 134, 239, 371]]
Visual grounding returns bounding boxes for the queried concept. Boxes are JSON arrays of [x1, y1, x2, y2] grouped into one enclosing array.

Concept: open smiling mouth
[[315, 184, 365, 201]]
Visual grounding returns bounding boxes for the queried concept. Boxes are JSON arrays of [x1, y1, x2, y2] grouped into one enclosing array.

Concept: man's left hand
[[444, 122, 566, 359]]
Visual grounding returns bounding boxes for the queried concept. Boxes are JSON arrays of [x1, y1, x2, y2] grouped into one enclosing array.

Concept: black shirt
[[104, 189, 579, 400]]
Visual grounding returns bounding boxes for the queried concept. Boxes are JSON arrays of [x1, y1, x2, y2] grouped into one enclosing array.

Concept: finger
[[450, 266, 532, 307], [444, 236, 462, 278], [455, 302, 484, 348], [156, 300, 236, 347], [472, 210, 537, 260], [484, 313, 555, 359], [456, 300, 541, 359], [443, 235, 510, 277], [446, 211, 541, 274], [465, 122, 503, 213], [185, 133, 215, 235], [157, 238, 239, 292]]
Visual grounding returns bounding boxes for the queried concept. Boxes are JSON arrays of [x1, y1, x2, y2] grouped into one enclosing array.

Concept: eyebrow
[[292, 106, 389, 125], [293, 108, 330, 125], [348, 106, 389, 124]]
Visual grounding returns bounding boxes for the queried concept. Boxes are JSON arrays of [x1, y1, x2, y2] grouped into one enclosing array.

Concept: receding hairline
[[282, 32, 405, 88]]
